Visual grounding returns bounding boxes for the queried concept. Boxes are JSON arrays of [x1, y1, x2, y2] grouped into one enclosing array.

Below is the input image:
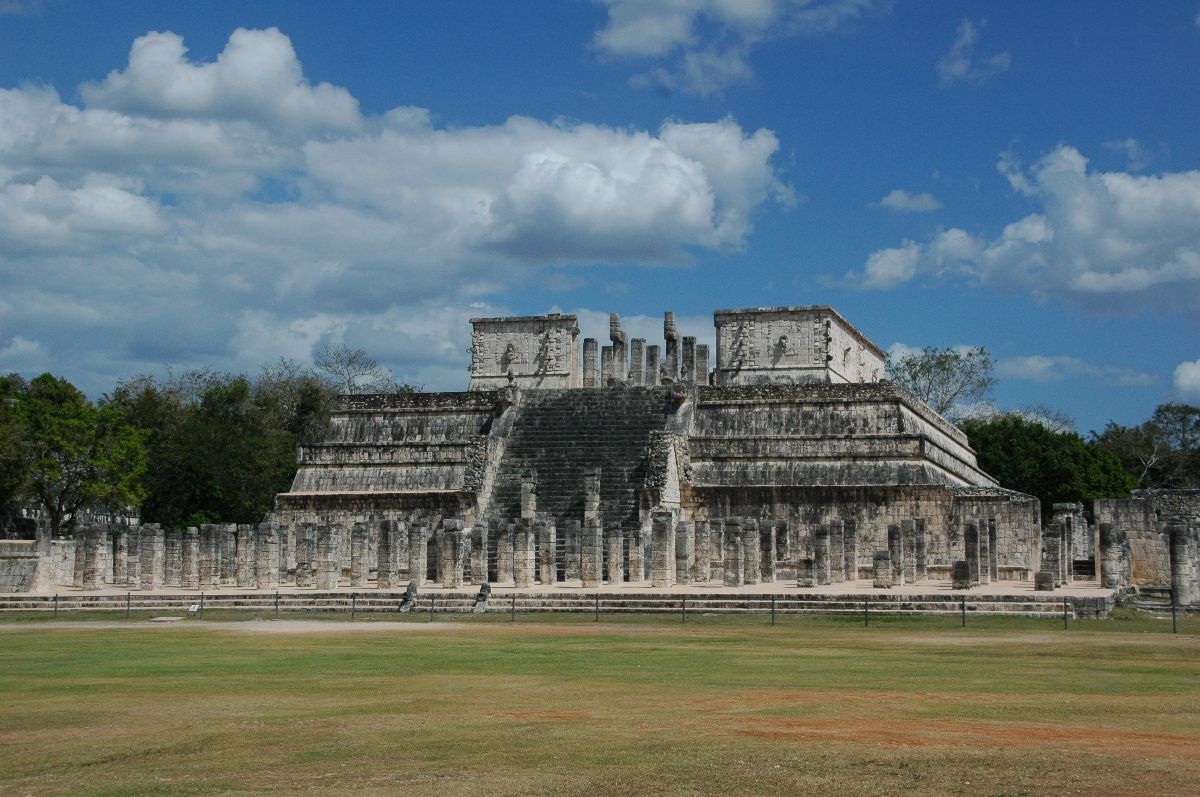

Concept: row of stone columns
[[584, 313, 712, 387]]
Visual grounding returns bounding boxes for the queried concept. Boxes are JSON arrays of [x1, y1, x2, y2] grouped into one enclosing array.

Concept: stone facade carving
[[468, 314, 580, 390]]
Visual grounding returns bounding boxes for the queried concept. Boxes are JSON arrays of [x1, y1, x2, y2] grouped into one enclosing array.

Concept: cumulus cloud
[[593, 0, 882, 96], [1103, 138, 1155, 172], [0, 28, 786, 395], [996, 355, 1156, 387], [848, 145, 1200, 313], [1175, 359, 1200, 398], [936, 18, 1011, 86], [875, 189, 942, 212]]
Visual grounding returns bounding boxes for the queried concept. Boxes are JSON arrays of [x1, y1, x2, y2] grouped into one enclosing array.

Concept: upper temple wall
[[468, 314, 580, 391], [713, 306, 887, 386]]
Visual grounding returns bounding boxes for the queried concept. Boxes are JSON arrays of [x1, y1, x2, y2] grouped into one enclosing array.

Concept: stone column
[[583, 338, 599, 388], [182, 527, 199, 589], [350, 522, 370, 587], [841, 519, 856, 581], [600, 346, 613, 386], [977, 521, 992, 585], [651, 512, 676, 587], [873, 551, 893, 588], [1169, 525, 1195, 606], [235, 524, 256, 588], [315, 524, 341, 590], [1041, 524, 1062, 588], [497, 522, 515, 584], [760, 520, 776, 583], [605, 523, 624, 584], [987, 518, 998, 581], [887, 523, 903, 585], [900, 519, 916, 584], [693, 520, 711, 582], [742, 518, 760, 585], [965, 521, 981, 586], [628, 522, 647, 583], [774, 520, 791, 572], [469, 522, 489, 585], [564, 519, 581, 581], [278, 523, 291, 584], [695, 344, 710, 386], [113, 526, 128, 586], [796, 558, 814, 588], [198, 524, 219, 588], [125, 523, 141, 587], [80, 525, 102, 589], [537, 520, 557, 585], [827, 519, 844, 584], [163, 528, 182, 588], [915, 518, 928, 581], [139, 523, 164, 590], [629, 339, 646, 386], [408, 521, 429, 587], [723, 531, 744, 587], [1099, 523, 1128, 589], [681, 336, 696, 383], [674, 520, 693, 584], [219, 523, 237, 587], [378, 520, 402, 589], [255, 524, 279, 589], [663, 311, 680, 383], [513, 521, 535, 588], [710, 518, 725, 583], [609, 313, 627, 387], [295, 523, 315, 588], [953, 561, 973, 590], [813, 524, 831, 586], [581, 518, 603, 587], [441, 519, 465, 589], [645, 345, 661, 386]]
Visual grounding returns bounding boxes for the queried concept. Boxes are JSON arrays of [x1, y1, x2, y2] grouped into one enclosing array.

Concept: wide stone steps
[[0, 591, 1100, 618]]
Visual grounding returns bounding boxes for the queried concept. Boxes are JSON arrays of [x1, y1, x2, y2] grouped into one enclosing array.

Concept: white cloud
[[849, 145, 1200, 313], [936, 18, 1011, 86], [594, 0, 881, 96], [876, 189, 942, 212], [0, 28, 785, 396], [996, 355, 1156, 386], [1174, 358, 1200, 398], [1103, 138, 1155, 171]]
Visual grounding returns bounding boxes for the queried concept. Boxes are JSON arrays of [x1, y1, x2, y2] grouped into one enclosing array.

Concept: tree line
[[1, 345, 1195, 535], [0, 346, 410, 536]]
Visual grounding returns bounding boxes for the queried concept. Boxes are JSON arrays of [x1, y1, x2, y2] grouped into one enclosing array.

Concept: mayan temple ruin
[[4, 306, 1198, 611]]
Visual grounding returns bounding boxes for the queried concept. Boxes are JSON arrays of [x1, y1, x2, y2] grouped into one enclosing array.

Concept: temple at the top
[[467, 306, 886, 391]]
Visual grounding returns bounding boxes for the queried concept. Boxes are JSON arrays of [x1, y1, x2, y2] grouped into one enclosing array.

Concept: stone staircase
[[484, 388, 674, 530]]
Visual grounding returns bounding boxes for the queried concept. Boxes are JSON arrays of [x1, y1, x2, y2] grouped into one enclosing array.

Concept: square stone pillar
[[723, 531, 744, 587], [496, 522, 515, 584], [441, 519, 465, 589], [1041, 524, 1062, 587], [79, 525, 102, 589], [965, 520, 981, 586], [162, 528, 182, 588], [987, 518, 998, 582], [739, 518, 759, 585], [610, 313, 627, 386], [295, 523, 316, 588], [813, 524, 832, 586], [600, 346, 613, 386], [606, 523, 624, 584], [581, 518, 603, 587], [278, 523, 291, 584], [692, 520, 711, 582], [219, 524, 238, 587], [826, 519, 843, 584], [235, 524, 256, 588], [349, 522, 370, 587], [513, 521, 535, 588], [182, 527, 199, 589], [198, 524, 219, 588], [139, 524, 165, 590], [915, 518, 928, 581], [709, 519, 725, 582], [470, 522, 489, 584], [663, 311, 680, 383], [629, 339, 646, 386], [651, 512, 676, 587], [583, 338, 599, 388], [315, 524, 342, 590], [377, 520, 402, 589], [695, 344, 710, 385], [255, 524, 279, 589], [675, 520, 693, 584], [563, 519, 581, 581], [409, 521, 429, 587], [900, 519, 917, 584], [873, 550, 893, 588], [113, 527, 128, 586], [1169, 525, 1196, 606], [760, 520, 776, 583], [125, 524, 141, 587], [681, 336, 696, 383], [645, 345, 661, 386], [841, 519, 856, 581], [977, 520, 992, 585], [887, 523, 904, 585], [536, 520, 557, 585]]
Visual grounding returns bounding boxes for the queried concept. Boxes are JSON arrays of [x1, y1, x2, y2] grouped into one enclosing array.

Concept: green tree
[[0, 374, 31, 531], [18, 374, 146, 536], [1093, 403, 1200, 488], [962, 414, 1136, 515], [887, 346, 995, 420]]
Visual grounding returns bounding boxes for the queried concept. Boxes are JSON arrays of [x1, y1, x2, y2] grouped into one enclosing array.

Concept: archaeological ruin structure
[[4, 306, 1198, 607]]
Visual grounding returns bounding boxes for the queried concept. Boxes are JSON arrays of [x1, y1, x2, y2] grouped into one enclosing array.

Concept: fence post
[[1063, 599, 1069, 630], [351, 592, 357, 622], [1172, 589, 1178, 634], [594, 592, 599, 622], [771, 595, 776, 626], [274, 591, 280, 621], [126, 592, 131, 619], [864, 597, 869, 628], [681, 595, 686, 624], [53, 593, 58, 619], [199, 591, 204, 618], [960, 595, 966, 628], [429, 594, 435, 622]]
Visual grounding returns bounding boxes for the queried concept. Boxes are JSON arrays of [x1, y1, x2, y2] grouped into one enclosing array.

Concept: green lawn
[[1, 612, 1197, 796]]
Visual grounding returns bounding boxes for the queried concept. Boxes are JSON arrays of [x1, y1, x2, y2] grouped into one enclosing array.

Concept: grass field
[[1, 610, 1197, 796]]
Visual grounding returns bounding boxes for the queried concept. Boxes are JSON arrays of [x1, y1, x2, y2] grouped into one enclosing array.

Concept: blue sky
[[1, 1, 1198, 433]]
